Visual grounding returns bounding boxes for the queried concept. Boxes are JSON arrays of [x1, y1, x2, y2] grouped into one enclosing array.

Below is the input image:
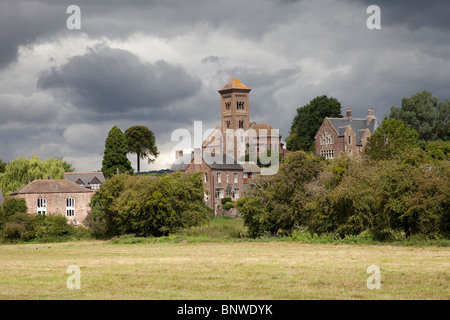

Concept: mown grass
[[0, 218, 448, 299], [0, 240, 448, 299]]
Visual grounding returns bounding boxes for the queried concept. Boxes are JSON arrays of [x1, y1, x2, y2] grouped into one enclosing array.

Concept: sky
[[1, 0, 449, 172]]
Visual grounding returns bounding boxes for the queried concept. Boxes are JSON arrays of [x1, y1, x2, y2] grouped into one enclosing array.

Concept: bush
[[222, 202, 234, 210], [221, 197, 232, 205], [89, 171, 212, 238]]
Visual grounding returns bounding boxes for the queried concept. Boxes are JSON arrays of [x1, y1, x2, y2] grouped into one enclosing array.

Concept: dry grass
[[0, 241, 448, 299]]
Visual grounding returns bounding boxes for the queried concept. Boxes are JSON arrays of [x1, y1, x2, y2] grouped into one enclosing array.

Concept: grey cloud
[[37, 46, 201, 115]]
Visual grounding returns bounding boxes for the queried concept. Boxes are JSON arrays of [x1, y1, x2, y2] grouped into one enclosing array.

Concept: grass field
[[0, 238, 448, 299]]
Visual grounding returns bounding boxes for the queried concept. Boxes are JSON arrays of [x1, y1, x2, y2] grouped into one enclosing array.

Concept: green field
[[0, 238, 448, 299]]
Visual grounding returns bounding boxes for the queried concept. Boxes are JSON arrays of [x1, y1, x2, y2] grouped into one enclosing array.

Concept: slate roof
[[64, 172, 105, 188], [240, 162, 261, 173], [205, 154, 244, 170], [10, 179, 93, 195], [328, 117, 380, 146]]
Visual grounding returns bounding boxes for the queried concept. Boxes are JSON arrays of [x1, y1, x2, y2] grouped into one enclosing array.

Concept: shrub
[[89, 171, 211, 237], [221, 197, 232, 205], [222, 202, 234, 210]]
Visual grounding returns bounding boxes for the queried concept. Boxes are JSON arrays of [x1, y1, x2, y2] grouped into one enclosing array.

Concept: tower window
[[237, 102, 244, 110], [239, 120, 244, 129], [225, 102, 231, 111]]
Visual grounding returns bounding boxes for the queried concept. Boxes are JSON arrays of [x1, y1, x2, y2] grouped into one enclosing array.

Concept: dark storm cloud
[[0, 1, 65, 69], [37, 45, 201, 115]]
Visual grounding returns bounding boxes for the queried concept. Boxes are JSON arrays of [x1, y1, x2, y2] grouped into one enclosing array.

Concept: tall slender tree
[[102, 126, 133, 177], [124, 126, 159, 173]]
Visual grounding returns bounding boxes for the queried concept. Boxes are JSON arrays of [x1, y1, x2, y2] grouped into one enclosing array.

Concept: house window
[[204, 172, 207, 183], [215, 188, 224, 199], [66, 198, 75, 217], [234, 173, 238, 183], [217, 172, 221, 183], [243, 172, 248, 179], [226, 173, 229, 183], [37, 198, 47, 215], [348, 136, 352, 144], [234, 189, 239, 199], [320, 149, 334, 159]]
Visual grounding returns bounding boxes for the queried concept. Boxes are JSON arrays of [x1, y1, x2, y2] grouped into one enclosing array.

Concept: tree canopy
[[286, 95, 342, 152], [389, 90, 449, 141], [363, 118, 420, 161], [124, 126, 159, 173], [0, 155, 73, 196], [101, 126, 133, 177]]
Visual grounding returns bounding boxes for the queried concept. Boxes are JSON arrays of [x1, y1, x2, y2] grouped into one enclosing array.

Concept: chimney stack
[[346, 109, 352, 121], [366, 108, 375, 124]]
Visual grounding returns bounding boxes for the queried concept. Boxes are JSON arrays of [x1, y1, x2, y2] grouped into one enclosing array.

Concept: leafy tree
[[286, 95, 342, 152], [390, 90, 449, 141], [0, 159, 6, 173], [0, 155, 72, 195], [363, 118, 420, 161], [436, 99, 450, 140], [124, 126, 159, 174], [87, 172, 211, 238], [101, 126, 133, 177], [236, 151, 324, 237]]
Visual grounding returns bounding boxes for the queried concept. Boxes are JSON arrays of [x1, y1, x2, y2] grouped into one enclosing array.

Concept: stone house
[[10, 179, 94, 225], [185, 153, 244, 217], [314, 108, 379, 159]]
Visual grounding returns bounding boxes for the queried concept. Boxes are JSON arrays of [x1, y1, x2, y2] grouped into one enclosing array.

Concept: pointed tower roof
[[219, 78, 251, 92]]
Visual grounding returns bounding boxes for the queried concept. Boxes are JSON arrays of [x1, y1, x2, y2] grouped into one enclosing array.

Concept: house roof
[[240, 162, 261, 173], [205, 154, 244, 170], [219, 78, 251, 92], [10, 179, 94, 195], [327, 117, 380, 146], [64, 172, 105, 187]]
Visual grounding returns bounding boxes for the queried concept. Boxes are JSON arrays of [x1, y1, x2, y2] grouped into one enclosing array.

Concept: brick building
[[202, 78, 289, 160], [10, 179, 94, 225], [185, 153, 244, 216], [314, 108, 379, 159]]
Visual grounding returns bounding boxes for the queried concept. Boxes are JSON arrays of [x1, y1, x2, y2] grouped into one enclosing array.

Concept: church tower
[[218, 78, 251, 156], [218, 78, 251, 133]]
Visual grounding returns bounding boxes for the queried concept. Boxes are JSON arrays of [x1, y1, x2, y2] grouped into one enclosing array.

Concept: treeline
[[237, 120, 450, 241]]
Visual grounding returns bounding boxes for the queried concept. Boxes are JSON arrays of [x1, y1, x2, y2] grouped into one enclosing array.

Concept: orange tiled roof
[[219, 78, 251, 91]]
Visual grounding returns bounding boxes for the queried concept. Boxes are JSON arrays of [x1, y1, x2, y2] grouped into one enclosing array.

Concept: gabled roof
[[10, 179, 93, 195], [64, 172, 105, 187], [219, 78, 251, 92], [326, 117, 380, 146]]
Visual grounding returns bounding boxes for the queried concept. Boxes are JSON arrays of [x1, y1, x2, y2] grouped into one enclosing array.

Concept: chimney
[[346, 109, 352, 121], [366, 108, 375, 124]]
